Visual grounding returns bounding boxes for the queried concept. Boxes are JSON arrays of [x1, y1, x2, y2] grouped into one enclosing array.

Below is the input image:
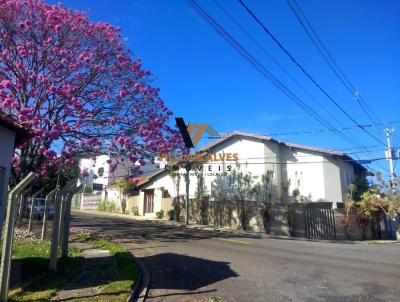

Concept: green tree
[[116, 179, 136, 213]]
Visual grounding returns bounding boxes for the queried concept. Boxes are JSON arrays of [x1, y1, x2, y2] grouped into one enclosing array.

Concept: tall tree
[[0, 0, 183, 182]]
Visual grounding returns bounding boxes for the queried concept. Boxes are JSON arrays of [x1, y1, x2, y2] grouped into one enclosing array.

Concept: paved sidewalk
[[51, 239, 117, 301]]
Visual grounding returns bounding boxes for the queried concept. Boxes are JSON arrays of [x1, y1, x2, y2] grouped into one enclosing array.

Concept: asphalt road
[[70, 211, 400, 302]]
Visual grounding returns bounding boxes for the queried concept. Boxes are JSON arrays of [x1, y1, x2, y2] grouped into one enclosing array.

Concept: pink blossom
[[1, 80, 11, 88], [0, 0, 183, 182]]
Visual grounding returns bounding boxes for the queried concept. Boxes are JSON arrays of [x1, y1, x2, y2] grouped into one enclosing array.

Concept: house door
[[144, 190, 154, 214]]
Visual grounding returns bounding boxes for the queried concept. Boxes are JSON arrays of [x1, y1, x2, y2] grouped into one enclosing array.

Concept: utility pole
[[175, 118, 194, 226], [384, 128, 396, 189], [185, 160, 190, 226]]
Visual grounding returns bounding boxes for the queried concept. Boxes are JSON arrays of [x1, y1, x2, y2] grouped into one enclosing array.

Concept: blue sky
[[49, 0, 400, 176]]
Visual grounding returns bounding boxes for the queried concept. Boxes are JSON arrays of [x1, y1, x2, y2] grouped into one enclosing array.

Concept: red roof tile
[[0, 112, 32, 146]]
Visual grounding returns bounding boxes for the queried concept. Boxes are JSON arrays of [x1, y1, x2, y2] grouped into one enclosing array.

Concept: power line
[[207, 120, 400, 138], [176, 158, 386, 166], [286, 0, 354, 95], [186, 0, 390, 177], [286, 0, 383, 132], [185, 0, 374, 159], [212, 0, 372, 157], [238, 0, 386, 146]]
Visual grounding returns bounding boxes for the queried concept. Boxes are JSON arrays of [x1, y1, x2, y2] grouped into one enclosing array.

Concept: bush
[[132, 206, 139, 216], [97, 200, 107, 211], [97, 200, 117, 213], [84, 186, 93, 194], [167, 209, 175, 221], [155, 210, 164, 219]]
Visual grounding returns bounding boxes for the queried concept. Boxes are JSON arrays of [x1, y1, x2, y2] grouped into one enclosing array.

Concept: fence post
[[41, 188, 57, 240], [49, 186, 61, 271], [61, 184, 82, 257], [16, 187, 31, 228], [0, 172, 35, 302], [58, 194, 67, 250], [49, 180, 75, 271], [28, 188, 44, 232]]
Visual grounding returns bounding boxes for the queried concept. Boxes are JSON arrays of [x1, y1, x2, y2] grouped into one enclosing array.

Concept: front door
[[144, 190, 154, 214]]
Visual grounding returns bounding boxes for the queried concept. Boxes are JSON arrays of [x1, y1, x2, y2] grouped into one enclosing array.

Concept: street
[[71, 211, 400, 302]]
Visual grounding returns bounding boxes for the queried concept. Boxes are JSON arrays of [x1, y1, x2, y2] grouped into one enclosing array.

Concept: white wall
[[324, 158, 355, 203], [80, 155, 111, 188], [283, 149, 326, 202], [0, 126, 16, 230], [80, 155, 161, 189], [140, 137, 362, 212]]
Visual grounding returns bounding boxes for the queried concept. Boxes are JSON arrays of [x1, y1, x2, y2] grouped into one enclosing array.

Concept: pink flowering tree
[[0, 0, 183, 182]]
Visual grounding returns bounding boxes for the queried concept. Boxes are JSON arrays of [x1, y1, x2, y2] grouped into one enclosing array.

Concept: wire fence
[[0, 175, 81, 300], [7, 192, 56, 290]]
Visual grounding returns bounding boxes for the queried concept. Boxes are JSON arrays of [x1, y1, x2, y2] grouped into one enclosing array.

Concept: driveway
[[70, 211, 400, 302]]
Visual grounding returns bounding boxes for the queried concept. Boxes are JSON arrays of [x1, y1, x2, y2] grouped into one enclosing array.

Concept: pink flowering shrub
[[0, 0, 183, 181]]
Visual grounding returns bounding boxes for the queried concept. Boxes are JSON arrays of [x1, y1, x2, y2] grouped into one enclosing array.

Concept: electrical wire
[[210, 0, 386, 165], [206, 120, 400, 138], [238, 0, 386, 146], [286, 0, 384, 134], [198, 158, 386, 165], [211, 0, 364, 146], [185, 0, 390, 175], [185, 0, 372, 157]]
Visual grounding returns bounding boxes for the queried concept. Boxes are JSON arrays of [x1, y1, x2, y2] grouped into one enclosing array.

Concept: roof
[[200, 131, 366, 171], [137, 131, 367, 188], [199, 131, 274, 152], [0, 113, 32, 146], [199, 131, 346, 157], [135, 170, 166, 189]]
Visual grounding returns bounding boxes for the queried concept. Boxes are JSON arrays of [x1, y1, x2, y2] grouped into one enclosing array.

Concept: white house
[[78, 154, 160, 209], [134, 131, 367, 217], [0, 113, 30, 229]]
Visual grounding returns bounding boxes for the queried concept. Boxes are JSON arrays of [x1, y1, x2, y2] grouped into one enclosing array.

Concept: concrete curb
[[126, 256, 150, 302], [127, 258, 141, 302], [135, 259, 151, 302]]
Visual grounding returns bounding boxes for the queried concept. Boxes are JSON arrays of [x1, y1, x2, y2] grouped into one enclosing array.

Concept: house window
[[162, 189, 171, 198], [97, 167, 104, 176]]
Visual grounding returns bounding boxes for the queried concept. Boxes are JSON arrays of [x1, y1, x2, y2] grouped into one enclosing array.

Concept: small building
[[78, 155, 160, 211], [0, 113, 31, 229], [133, 131, 367, 217]]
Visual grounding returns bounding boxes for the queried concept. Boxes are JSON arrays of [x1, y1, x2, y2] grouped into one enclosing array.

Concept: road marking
[[216, 238, 250, 245]]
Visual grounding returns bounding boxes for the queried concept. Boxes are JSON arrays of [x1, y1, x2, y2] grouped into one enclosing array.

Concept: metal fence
[[0, 174, 81, 301]]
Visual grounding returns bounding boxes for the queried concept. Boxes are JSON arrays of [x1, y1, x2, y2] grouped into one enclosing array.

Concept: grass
[[6, 234, 139, 302], [74, 234, 140, 301], [8, 240, 84, 302], [210, 298, 224, 302]]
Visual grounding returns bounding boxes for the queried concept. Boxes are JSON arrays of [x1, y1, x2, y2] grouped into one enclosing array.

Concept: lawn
[[9, 239, 84, 302], [73, 234, 140, 302], [7, 232, 139, 302]]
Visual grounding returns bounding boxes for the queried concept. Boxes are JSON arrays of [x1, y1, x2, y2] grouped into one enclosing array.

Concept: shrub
[[108, 201, 117, 213], [156, 210, 164, 219], [132, 206, 139, 216], [167, 209, 175, 221], [84, 186, 93, 194], [97, 200, 117, 213], [97, 200, 107, 211]]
